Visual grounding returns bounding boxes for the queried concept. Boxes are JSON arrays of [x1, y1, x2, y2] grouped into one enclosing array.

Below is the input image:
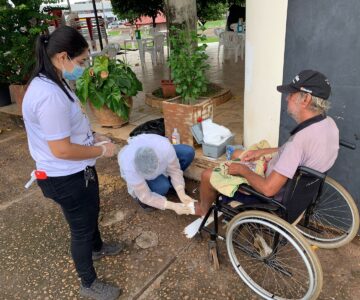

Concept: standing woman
[[22, 26, 122, 300]]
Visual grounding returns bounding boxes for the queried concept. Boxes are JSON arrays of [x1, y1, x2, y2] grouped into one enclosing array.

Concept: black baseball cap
[[277, 70, 331, 100]]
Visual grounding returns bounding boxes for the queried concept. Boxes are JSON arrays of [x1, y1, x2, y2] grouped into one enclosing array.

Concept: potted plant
[[76, 55, 143, 127], [0, 0, 50, 111], [162, 26, 213, 146]]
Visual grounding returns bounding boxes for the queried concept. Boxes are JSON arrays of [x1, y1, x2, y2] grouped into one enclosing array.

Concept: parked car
[[108, 21, 123, 29]]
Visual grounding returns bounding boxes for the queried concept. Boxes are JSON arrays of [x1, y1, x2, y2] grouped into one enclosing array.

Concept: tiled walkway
[[93, 42, 245, 143]]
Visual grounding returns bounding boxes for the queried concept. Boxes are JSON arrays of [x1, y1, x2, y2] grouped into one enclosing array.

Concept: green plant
[[76, 55, 143, 121], [168, 26, 209, 104], [0, 0, 51, 84]]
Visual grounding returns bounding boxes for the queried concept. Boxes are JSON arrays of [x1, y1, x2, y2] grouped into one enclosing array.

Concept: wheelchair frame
[[198, 159, 359, 299]]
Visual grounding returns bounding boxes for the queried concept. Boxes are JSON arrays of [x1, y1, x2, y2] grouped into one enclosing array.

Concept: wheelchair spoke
[[296, 177, 359, 248], [227, 212, 322, 300]]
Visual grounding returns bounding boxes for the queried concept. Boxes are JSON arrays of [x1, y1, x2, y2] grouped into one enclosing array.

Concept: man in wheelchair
[[194, 69, 339, 216]]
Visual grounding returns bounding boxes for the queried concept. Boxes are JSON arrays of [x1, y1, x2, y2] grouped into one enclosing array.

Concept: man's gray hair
[[309, 95, 331, 114], [300, 92, 331, 114], [134, 147, 159, 178]]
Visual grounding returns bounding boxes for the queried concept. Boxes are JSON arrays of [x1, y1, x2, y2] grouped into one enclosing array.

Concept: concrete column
[[243, 0, 288, 147], [166, 0, 197, 31]]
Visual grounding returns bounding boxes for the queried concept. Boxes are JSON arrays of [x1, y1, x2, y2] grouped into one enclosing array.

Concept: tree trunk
[[166, 0, 197, 32]]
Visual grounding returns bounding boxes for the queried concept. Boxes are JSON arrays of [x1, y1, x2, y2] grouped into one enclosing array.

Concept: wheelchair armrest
[[239, 184, 286, 211], [298, 166, 326, 180]]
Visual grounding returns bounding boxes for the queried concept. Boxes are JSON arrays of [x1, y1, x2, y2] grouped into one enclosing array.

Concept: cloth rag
[[210, 140, 271, 197]]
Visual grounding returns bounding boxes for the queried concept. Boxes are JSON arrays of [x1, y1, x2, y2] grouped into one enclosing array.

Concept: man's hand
[[226, 162, 251, 177], [241, 150, 264, 162]]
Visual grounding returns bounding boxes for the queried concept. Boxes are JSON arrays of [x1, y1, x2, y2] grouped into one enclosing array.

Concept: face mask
[[62, 57, 85, 81]]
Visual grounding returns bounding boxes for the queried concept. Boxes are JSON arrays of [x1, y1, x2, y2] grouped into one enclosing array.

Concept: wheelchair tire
[[226, 211, 323, 300], [296, 176, 359, 249]]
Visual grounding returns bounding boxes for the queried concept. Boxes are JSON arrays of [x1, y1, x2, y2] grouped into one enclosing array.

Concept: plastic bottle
[[237, 18, 242, 33], [171, 128, 180, 145]]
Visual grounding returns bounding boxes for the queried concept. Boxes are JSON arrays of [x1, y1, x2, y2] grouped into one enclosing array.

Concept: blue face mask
[[62, 57, 85, 81]]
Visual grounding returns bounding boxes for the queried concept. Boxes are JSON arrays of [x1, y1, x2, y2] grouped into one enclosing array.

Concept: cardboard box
[[191, 123, 234, 158]]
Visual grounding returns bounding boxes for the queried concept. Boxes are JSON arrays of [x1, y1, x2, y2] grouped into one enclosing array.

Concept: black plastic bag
[[129, 118, 165, 137]]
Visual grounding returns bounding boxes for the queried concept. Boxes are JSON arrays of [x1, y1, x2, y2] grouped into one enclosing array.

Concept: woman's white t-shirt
[[22, 76, 96, 176]]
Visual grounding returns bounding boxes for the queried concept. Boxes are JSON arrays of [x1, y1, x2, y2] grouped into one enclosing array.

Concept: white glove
[[95, 141, 117, 158], [94, 133, 111, 144], [164, 201, 193, 215], [175, 186, 197, 205]]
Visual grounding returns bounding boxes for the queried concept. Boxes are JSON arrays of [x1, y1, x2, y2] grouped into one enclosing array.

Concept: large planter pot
[[0, 83, 11, 107], [89, 96, 133, 128], [162, 97, 214, 147], [161, 80, 176, 98], [9, 84, 27, 114]]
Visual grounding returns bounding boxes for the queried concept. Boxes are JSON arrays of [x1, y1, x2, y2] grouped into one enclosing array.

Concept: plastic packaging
[[171, 128, 180, 145], [226, 144, 245, 160]]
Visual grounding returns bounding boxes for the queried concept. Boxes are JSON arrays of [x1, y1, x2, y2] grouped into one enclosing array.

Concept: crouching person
[[118, 133, 196, 214]]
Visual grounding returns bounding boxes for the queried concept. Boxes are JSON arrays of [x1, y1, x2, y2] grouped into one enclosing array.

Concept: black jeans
[[37, 166, 102, 287]]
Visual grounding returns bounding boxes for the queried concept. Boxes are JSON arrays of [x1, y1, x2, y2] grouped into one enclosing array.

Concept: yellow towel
[[210, 140, 271, 197]]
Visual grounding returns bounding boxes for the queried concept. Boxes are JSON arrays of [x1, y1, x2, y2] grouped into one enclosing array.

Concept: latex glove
[[164, 201, 193, 215], [94, 133, 111, 144], [175, 186, 197, 205], [95, 141, 117, 158]]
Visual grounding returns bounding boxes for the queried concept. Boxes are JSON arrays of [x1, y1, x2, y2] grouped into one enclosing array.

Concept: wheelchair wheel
[[296, 177, 359, 249], [226, 211, 323, 300]]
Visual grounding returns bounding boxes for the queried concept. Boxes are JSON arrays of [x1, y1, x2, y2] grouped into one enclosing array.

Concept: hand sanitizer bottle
[[171, 128, 180, 145]]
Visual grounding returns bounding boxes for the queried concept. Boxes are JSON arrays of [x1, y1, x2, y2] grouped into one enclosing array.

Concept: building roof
[[125, 13, 166, 26]]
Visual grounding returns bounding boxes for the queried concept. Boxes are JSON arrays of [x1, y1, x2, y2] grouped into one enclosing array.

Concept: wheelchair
[[198, 141, 359, 300]]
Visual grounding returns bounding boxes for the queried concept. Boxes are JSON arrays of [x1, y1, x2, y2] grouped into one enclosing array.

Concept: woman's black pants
[[37, 166, 102, 287]]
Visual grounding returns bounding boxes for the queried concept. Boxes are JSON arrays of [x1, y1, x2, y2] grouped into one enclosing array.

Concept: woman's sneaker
[[92, 242, 125, 261], [79, 279, 121, 300]]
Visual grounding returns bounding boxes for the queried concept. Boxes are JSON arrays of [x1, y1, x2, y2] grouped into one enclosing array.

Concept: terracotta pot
[[9, 84, 28, 114], [0, 83, 11, 107], [89, 96, 132, 128], [161, 80, 176, 98], [162, 97, 214, 147]]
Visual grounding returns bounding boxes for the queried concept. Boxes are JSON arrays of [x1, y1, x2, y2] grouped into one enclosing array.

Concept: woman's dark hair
[[30, 26, 89, 102]]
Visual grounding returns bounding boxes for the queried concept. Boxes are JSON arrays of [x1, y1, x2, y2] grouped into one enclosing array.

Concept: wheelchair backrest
[[282, 166, 326, 223]]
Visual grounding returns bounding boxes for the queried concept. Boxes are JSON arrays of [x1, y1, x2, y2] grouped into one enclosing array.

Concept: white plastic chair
[[214, 27, 225, 37], [139, 34, 165, 66], [238, 34, 245, 60], [218, 31, 241, 63], [101, 43, 120, 59]]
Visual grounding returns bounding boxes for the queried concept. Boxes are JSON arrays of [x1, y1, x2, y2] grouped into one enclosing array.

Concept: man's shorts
[[220, 191, 260, 205]]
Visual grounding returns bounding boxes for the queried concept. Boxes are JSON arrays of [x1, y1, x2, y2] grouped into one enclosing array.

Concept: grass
[[107, 30, 121, 36], [201, 20, 226, 29], [200, 36, 219, 44]]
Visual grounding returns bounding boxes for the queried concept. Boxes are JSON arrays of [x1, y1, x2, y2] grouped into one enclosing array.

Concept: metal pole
[[66, 0, 71, 12], [91, 0, 103, 50]]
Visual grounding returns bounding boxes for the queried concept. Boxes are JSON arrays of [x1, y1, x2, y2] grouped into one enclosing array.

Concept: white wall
[[243, 0, 288, 147]]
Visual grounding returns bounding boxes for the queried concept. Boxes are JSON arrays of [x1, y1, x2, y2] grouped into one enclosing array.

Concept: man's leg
[[147, 175, 171, 196], [195, 168, 218, 216], [174, 144, 195, 171]]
